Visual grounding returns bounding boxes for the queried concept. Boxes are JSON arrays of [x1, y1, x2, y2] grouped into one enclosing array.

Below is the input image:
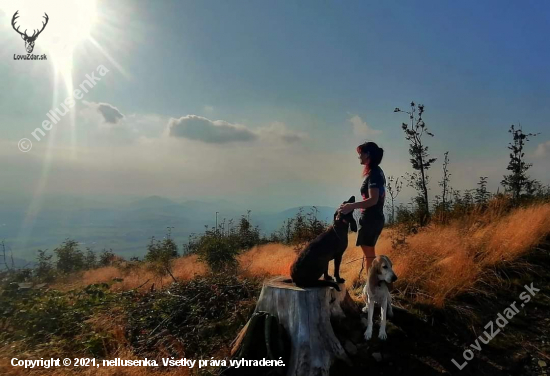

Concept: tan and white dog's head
[[369, 255, 398, 286]]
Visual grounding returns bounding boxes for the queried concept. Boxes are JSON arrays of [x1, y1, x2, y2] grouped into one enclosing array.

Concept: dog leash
[[344, 256, 363, 265], [331, 216, 350, 240], [332, 226, 341, 240], [332, 218, 376, 265], [344, 255, 376, 265]]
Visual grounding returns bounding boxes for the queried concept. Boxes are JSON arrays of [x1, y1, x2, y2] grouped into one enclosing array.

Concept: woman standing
[[338, 141, 386, 272]]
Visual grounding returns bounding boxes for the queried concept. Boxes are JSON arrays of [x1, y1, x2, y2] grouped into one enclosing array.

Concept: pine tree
[[501, 124, 539, 201]]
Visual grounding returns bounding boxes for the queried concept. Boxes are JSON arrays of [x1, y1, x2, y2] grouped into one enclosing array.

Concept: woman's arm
[[353, 188, 379, 210], [339, 188, 380, 214], [339, 168, 385, 214]]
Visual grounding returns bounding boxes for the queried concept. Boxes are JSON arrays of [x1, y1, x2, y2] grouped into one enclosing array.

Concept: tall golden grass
[[54, 254, 207, 292], [237, 243, 297, 278], [389, 201, 550, 307]]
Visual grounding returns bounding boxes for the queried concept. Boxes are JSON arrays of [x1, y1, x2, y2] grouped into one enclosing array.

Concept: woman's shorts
[[356, 216, 385, 247]]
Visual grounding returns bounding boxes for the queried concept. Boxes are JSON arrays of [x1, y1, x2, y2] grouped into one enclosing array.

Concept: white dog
[[362, 255, 398, 341]]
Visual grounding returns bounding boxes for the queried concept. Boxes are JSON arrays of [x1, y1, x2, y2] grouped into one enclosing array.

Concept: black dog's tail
[[293, 279, 341, 291]]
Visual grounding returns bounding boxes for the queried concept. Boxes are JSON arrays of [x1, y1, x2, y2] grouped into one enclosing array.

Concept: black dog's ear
[[342, 196, 355, 205], [350, 217, 358, 232]]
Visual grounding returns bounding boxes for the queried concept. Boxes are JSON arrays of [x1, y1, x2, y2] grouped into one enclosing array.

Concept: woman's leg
[[360, 245, 376, 272]]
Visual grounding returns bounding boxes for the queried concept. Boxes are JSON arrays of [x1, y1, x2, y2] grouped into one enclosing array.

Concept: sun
[[39, 0, 98, 54], [37, 1, 98, 88]]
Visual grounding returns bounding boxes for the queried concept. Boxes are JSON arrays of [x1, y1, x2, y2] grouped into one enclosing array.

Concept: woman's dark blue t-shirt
[[360, 166, 386, 220]]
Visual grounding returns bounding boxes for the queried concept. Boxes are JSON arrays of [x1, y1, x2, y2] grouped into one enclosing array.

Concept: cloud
[[348, 115, 382, 137], [535, 141, 550, 158], [168, 115, 258, 144], [82, 101, 124, 124], [75, 103, 167, 145], [97, 103, 124, 124], [76, 108, 304, 147], [257, 122, 307, 144]]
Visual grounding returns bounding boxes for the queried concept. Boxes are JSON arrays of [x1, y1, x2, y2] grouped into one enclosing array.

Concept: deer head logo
[[12, 11, 49, 54]]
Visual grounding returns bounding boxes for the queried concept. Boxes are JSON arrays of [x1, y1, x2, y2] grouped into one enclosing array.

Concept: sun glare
[[44, 1, 97, 90], [40, 1, 97, 52]]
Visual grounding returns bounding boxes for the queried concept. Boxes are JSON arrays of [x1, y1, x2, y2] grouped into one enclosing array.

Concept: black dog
[[290, 196, 358, 291]]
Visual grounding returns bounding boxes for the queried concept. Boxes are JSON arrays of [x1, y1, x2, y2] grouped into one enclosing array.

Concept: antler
[[12, 11, 49, 40], [11, 10, 26, 37], [30, 13, 49, 39]]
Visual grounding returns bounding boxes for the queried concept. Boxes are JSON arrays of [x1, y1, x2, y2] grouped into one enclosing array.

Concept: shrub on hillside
[[84, 248, 97, 270], [144, 230, 179, 277], [234, 215, 262, 249], [195, 230, 240, 272], [99, 248, 116, 266], [35, 249, 56, 282], [270, 207, 328, 251], [54, 239, 85, 274]]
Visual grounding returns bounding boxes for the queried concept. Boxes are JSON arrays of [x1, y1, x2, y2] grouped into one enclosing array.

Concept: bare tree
[[386, 175, 403, 224], [438, 152, 452, 213], [1, 240, 11, 271]]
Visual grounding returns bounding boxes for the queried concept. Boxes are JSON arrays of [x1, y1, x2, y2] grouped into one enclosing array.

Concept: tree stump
[[236, 276, 353, 376]]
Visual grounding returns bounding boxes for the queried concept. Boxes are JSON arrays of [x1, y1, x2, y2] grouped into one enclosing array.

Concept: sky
[[0, 0, 549, 212]]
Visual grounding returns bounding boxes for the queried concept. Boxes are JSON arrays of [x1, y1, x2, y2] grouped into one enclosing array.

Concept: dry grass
[[54, 254, 207, 292], [237, 243, 297, 277], [382, 202, 550, 307]]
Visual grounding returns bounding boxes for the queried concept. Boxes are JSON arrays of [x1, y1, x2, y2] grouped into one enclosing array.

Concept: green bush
[[99, 248, 116, 266], [84, 248, 97, 269], [54, 239, 85, 274], [232, 215, 262, 249], [144, 229, 179, 277], [270, 207, 328, 250], [35, 249, 56, 282], [196, 231, 239, 272]]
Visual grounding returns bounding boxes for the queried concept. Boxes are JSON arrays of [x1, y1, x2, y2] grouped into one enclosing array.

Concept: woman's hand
[[338, 202, 355, 215]]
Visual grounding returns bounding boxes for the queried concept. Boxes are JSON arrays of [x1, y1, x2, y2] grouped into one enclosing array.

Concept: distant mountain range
[[0, 195, 338, 263]]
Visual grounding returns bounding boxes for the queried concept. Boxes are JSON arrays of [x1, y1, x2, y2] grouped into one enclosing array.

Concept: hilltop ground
[[1, 202, 550, 375]]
